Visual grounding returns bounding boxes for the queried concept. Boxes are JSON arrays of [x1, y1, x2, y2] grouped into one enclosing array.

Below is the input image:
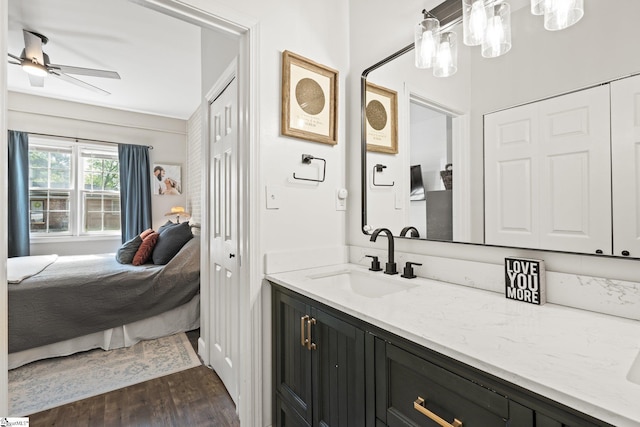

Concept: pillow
[[157, 220, 179, 235], [132, 231, 159, 266], [140, 228, 154, 240], [152, 221, 193, 265], [115, 235, 142, 264]]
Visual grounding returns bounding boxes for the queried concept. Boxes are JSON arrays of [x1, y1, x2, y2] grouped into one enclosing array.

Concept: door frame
[[1, 0, 263, 424]]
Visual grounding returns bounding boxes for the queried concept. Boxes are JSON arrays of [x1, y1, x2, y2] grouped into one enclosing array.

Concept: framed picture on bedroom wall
[[152, 163, 182, 196]]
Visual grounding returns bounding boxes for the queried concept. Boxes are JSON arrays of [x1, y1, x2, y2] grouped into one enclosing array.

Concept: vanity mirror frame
[[360, 0, 462, 236], [360, 0, 640, 260]]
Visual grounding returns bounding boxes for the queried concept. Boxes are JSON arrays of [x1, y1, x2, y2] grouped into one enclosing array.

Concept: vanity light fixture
[[543, 0, 584, 31], [414, 10, 440, 69], [433, 32, 458, 77], [482, 1, 511, 58]]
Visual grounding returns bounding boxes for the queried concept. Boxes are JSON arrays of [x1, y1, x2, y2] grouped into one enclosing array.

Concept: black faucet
[[370, 228, 397, 275], [400, 226, 420, 238]]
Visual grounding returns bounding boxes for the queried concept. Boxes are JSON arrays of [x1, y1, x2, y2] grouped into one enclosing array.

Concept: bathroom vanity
[[268, 264, 640, 427]]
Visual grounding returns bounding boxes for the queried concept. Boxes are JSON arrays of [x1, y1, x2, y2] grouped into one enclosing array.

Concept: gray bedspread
[[8, 238, 200, 353]]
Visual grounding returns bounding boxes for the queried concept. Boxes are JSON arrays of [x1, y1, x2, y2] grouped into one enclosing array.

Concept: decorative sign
[[505, 257, 546, 305]]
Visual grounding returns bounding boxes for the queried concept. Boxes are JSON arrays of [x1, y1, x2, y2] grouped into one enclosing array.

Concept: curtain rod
[[24, 131, 154, 150]]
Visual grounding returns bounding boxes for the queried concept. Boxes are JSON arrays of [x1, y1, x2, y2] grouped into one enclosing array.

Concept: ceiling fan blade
[[9, 61, 21, 66], [27, 73, 45, 87], [50, 71, 110, 96], [8, 52, 22, 62], [48, 64, 120, 79], [23, 30, 44, 64]]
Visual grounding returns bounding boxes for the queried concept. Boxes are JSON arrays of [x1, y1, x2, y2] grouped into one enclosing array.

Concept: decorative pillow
[[157, 220, 179, 235], [152, 221, 193, 265], [140, 228, 154, 240], [115, 235, 143, 264], [132, 231, 159, 266]]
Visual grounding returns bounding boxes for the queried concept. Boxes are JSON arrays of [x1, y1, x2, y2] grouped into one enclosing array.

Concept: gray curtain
[[118, 144, 152, 243], [8, 130, 31, 257]]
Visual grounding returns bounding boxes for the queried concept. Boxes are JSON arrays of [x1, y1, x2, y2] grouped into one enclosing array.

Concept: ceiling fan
[[7, 29, 121, 96]]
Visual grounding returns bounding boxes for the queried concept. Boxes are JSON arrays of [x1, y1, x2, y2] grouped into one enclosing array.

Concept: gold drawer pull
[[307, 317, 317, 350], [300, 315, 309, 348], [414, 397, 463, 427]]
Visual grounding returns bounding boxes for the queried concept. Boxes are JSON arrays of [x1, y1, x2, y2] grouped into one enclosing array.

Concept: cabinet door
[[312, 307, 366, 427], [276, 396, 312, 427], [274, 291, 313, 423], [611, 74, 640, 257]]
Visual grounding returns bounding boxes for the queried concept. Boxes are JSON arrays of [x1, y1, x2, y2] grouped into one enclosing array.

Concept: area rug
[[8, 332, 202, 416]]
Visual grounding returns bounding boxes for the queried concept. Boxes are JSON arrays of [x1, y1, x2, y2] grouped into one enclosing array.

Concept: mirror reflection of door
[[409, 97, 470, 242]]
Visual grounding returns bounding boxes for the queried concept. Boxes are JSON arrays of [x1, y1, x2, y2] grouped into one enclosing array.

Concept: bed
[[7, 236, 200, 369]]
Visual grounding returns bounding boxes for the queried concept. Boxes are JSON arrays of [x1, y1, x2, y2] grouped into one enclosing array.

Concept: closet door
[[537, 85, 611, 255], [484, 102, 540, 248], [485, 85, 611, 254], [611, 74, 640, 258]]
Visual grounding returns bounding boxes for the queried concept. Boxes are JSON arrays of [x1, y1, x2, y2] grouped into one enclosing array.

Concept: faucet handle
[[401, 262, 422, 279], [365, 255, 383, 272]]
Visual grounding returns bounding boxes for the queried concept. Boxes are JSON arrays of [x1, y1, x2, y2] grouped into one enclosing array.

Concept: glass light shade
[[463, 0, 488, 46], [482, 2, 512, 58], [433, 32, 458, 78], [22, 62, 48, 77], [544, 0, 584, 31], [414, 17, 440, 69], [530, 0, 546, 15]]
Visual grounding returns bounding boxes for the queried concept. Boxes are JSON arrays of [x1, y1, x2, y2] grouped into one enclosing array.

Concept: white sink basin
[[627, 351, 640, 385], [307, 269, 418, 298]]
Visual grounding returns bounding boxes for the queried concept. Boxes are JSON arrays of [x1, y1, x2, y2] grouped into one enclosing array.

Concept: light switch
[[336, 188, 348, 211], [266, 185, 282, 209]]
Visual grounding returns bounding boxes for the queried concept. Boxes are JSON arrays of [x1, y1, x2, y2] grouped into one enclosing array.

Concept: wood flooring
[[26, 330, 240, 427]]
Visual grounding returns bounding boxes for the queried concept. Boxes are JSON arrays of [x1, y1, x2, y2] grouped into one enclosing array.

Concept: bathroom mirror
[[362, 0, 640, 257]]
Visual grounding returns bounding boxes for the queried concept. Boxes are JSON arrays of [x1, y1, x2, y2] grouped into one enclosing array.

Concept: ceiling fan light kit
[[7, 29, 121, 95]]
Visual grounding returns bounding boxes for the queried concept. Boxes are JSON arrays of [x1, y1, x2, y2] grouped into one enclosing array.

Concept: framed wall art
[[152, 163, 182, 196], [365, 82, 398, 154], [281, 50, 338, 145]]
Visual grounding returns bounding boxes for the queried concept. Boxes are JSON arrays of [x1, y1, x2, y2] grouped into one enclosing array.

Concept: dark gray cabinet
[[271, 283, 613, 427], [273, 287, 366, 427]]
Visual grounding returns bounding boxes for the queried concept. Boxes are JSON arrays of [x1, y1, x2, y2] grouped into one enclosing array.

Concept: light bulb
[[482, 2, 511, 58], [434, 32, 457, 78], [469, 1, 488, 42], [414, 17, 440, 69]]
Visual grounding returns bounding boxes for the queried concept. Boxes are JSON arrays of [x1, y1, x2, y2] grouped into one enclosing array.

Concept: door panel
[[611, 74, 640, 257], [208, 76, 239, 404]]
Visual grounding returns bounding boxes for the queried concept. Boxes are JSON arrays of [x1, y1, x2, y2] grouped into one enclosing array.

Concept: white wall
[[8, 91, 188, 255], [0, 0, 8, 416], [348, 0, 640, 288]]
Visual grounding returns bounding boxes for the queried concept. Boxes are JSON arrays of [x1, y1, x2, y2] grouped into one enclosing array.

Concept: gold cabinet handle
[[414, 397, 463, 427], [307, 317, 317, 350], [300, 315, 309, 348]]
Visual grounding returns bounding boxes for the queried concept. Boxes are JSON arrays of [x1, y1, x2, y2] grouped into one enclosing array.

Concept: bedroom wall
[[7, 91, 188, 256], [186, 108, 202, 225]]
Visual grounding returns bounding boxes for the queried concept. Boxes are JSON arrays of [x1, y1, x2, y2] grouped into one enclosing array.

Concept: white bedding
[[7, 254, 58, 284]]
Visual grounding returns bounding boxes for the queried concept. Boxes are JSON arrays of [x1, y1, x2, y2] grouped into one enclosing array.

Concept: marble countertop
[[266, 263, 640, 427]]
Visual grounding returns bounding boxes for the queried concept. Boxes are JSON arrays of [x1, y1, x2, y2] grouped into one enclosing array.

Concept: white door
[[485, 102, 540, 248], [208, 76, 239, 404], [611, 74, 640, 258], [538, 85, 611, 254], [484, 85, 611, 254]]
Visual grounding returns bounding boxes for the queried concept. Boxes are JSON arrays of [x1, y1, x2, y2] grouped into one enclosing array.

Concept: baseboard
[[197, 337, 208, 365]]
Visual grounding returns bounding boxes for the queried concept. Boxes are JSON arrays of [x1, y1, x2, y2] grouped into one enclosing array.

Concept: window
[[28, 138, 120, 237]]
